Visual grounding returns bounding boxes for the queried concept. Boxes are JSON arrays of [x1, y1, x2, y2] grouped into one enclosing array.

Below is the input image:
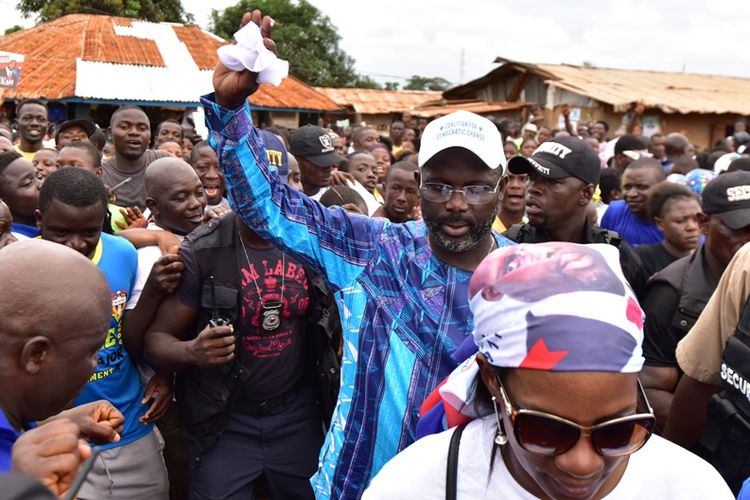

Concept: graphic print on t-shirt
[[90, 289, 128, 381], [239, 255, 309, 359]]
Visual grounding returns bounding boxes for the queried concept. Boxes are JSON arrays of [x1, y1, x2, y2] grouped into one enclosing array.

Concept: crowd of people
[[2, 9, 750, 500]]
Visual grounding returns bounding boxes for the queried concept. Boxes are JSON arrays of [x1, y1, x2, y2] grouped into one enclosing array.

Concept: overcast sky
[[3, 0, 750, 86]]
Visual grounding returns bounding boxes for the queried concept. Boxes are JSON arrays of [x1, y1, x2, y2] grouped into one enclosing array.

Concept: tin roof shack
[[0, 14, 341, 130], [444, 57, 750, 149], [316, 87, 441, 132], [410, 98, 530, 120]]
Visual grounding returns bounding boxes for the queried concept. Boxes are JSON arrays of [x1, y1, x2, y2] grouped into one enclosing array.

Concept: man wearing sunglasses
[[366, 243, 731, 499], [203, 13, 513, 498]]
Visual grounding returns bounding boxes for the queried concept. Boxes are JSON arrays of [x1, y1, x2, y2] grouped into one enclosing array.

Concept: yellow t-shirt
[[493, 215, 528, 234], [14, 144, 36, 161]]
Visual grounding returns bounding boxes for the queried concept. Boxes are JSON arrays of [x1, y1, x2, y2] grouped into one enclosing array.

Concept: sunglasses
[[496, 377, 655, 457]]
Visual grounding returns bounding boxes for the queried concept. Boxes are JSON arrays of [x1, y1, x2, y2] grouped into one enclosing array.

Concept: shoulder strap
[[735, 295, 750, 343], [505, 223, 524, 242], [446, 424, 467, 500], [592, 226, 623, 247]]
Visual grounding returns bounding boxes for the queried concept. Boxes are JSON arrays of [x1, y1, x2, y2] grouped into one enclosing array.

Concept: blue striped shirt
[[202, 94, 513, 499]]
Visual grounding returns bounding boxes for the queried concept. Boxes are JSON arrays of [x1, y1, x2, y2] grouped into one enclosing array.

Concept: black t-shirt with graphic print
[[179, 240, 310, 400]]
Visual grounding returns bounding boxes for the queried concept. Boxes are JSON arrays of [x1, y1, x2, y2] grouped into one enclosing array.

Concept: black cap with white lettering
[[289, 125, 345, 168], [701, 171, 750, 230], [508, 136, 601, 185]]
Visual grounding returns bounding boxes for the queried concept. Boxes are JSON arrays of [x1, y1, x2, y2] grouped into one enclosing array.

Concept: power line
[[358, 70, 456, 85]]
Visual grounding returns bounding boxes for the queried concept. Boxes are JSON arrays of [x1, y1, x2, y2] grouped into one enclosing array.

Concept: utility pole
[[459, 48, 465, 84]]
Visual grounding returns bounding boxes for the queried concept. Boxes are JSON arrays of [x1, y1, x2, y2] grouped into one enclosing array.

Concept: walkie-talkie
[[209, 276, 228, 328]]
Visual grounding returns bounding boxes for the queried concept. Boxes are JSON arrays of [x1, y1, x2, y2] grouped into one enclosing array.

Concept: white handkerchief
[[217, 22, 289, 87]]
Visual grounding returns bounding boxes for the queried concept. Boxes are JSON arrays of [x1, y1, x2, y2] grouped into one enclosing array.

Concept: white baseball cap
[[418, 110, 506, 172]]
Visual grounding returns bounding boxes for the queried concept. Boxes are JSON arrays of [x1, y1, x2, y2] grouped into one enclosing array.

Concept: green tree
[[384, 81, 400, 91], [4, 25, 24, 35], [403, 75, 452, 91], [352, 75, 381, 90], [210, 0, 369, 88], [17, 0, 193, 23]]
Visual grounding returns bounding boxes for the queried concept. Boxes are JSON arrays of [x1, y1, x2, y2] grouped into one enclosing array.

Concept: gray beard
[[426, 203, 499, 253]]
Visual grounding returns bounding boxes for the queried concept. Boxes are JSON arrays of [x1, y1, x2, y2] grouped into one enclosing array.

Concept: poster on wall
[[0, 51, 24, 89], [640, 114, 661, 138]]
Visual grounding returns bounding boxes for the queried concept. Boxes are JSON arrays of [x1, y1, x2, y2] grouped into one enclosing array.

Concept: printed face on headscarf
[[469, 242, 625, 303], [469, 243, 643, 373]]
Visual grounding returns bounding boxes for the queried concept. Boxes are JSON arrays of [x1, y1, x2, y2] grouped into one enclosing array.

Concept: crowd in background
[[2, 12, 750, 500]]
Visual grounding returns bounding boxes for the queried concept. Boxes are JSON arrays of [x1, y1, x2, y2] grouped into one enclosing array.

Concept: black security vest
[[647, 254, 699, 336], [175, 213, 341, 453], [698, 295, 750, 493], [174, 213, 247, 453]]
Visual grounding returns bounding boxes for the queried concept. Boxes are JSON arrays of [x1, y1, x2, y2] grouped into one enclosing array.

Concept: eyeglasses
[[496, 377, 655, 457], [420, 179, 501, 205]]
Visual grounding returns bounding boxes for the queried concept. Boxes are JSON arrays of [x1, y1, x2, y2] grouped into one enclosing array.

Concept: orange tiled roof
[[0, 14, 342, 111], [82, 15, 163, 67], [173, 24, 223, 71], [254, 77, 342, 111]]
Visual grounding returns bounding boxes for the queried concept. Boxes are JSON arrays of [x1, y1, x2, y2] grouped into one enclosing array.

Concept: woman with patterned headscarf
[[365, 243, 731, 499]]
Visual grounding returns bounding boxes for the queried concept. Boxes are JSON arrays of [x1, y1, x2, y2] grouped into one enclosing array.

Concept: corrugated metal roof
[[75, 61, 213, 102], [446, 56, 750, 115], [0, 14, 342, 111], [412, 100, 529, 118], [316, 87, 442, 114], [537, 63, 750, 114], [173, 25, 224, 71]]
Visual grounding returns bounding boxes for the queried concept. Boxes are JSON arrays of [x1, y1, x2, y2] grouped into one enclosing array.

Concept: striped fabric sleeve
[[201, 94, 384, 291]]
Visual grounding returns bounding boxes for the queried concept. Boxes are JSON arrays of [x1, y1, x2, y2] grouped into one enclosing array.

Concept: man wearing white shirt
[[123, 156, 207, 500]]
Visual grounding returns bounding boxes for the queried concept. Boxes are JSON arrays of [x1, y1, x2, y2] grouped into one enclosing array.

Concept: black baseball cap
[[508, 136, 601, 185], [701, 170, 750, 230], [289, 125, 345, 167], [54, 118, 96, 143]]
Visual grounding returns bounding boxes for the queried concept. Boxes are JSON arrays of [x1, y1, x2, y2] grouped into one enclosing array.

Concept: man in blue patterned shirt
[[201, 13, 513, 498]]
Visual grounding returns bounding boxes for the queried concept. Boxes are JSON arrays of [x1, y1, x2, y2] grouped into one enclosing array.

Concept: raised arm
[[202, 10, 385, 291], [560, 104, 576, 136]]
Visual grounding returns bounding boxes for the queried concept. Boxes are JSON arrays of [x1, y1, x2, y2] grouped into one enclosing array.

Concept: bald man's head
[[0, 240, 110, 426], [145, 157, 207, 235], [144, 157, 198, 196]]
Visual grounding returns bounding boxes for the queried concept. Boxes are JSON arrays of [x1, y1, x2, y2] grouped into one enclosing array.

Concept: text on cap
[[534, 141, 572, 159], [727, 185, 750, 202]]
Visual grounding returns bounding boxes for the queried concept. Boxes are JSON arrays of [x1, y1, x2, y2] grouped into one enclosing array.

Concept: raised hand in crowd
[[115, 206, 148, 230], [213, 10, 277, 109], [559, 103, 576, 136]]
